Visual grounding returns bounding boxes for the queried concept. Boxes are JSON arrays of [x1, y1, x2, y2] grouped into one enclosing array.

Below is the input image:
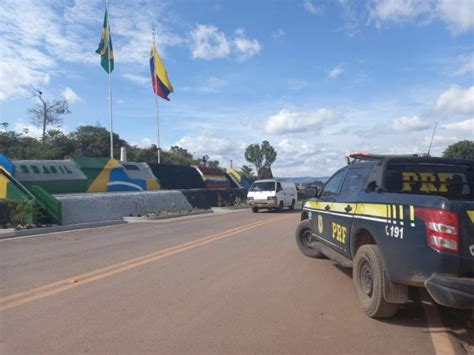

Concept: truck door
[[310, 168, 347, 251], [312, 166, 369, 257], [329, 167, 370, 257]]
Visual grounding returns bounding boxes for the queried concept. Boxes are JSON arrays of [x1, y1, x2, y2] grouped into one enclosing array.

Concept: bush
[[8, 199, 36, 227]]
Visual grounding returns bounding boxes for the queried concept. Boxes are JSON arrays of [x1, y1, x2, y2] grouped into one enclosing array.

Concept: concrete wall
[[56, 190, 192, 225]]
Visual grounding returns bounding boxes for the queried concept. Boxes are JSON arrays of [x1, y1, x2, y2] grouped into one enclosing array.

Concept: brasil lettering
[[19, 164, 74, 175], [331, 222, 347, 244], [402, 172, 454, 193]]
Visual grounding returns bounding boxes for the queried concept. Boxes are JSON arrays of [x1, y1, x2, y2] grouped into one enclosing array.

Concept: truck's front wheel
[[353, 245, 398, 318], [295, 220, 324, 258]]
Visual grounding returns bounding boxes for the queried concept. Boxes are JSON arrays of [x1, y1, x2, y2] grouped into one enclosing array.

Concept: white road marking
[[419, 290, 457, 355]]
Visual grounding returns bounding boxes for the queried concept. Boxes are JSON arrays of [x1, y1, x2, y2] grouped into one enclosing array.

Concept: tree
[[127, 144, 160, 163], [28, 88, 71, 141], [240, 165, 255, 181], [442, 140, 474, 160], [244, 140, 277, 178], [162, 146, 194, 165], [0, 122, 8, 132], [70, 125, 126, 159], [41, 129, 76, 159]]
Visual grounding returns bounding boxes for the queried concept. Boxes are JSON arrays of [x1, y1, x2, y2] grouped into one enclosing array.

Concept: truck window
[[340, 167, 367, 196], [321, 169, 346, 197], [249, 181, 276, 192], [384, 162, 474, 199]]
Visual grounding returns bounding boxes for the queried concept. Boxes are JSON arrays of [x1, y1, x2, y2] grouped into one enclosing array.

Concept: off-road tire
[[353, 245, 399, 318], [252, 207, 258, 213], [295, 220, 324, 258]]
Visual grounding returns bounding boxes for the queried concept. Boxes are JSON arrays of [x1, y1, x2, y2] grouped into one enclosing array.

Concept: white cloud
[[190, 24, 231, 60], [265, 108, 337, 135], [441, 118, 474, 132], [328, 65, 344, 78], [287, 79, 309, 90], [142, 138, 152, 147], [234, 28, 262, 60], [437, 0, 474, 34], [369, 0, 432, 25], [272, 29, 285, 40], [368, 0, 474, 34], [453, 53, 474, 76], [122, 73, 149, 86], [14, 122, 67, 138], [0, 59, 51, 100], [272, 139, 345, 177], [303, 0, 321, 15], [423, 135, 459, 149], [14, 123, 44, 139], [435, 86, 474, 115], [176, 134, 244, 163], [63, 87, 80, 104], [392, 115, 430, 131], [189, 25, 261, 61], [422, 118, 474, 153], [0, 0, 183, 101], [201, 76, 227, 93], [181, 76, 228, 93]]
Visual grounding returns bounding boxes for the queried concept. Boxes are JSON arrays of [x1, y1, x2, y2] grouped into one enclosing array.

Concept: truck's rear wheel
[[353, 245, 398, 318], [295, 220, 324, 258], [252, 207, 258, 213]]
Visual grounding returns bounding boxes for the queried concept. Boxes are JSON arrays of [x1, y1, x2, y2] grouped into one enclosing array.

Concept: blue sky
[[0, 0, 473, 176]]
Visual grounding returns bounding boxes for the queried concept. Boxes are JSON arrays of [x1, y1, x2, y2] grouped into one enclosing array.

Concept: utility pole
[[34, 90, 47, 141]]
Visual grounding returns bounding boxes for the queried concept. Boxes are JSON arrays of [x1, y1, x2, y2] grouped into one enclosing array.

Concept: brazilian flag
[[96, 8, 114, 73]]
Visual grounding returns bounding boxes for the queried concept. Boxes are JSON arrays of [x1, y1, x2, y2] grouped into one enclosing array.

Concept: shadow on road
[[332, 265, 473, 351]]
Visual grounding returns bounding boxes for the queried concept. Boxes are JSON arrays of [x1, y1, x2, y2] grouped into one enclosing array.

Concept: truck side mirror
[[305, 187, 319, 198]]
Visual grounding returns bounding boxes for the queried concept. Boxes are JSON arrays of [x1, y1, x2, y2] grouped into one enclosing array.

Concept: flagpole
[[153, 27, 161, 164], [107, 0, 114, 159], [156, 95, 160, 163]]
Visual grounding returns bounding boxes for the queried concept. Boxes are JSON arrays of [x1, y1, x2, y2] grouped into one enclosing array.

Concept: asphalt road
[[0, 209, 472, 354]]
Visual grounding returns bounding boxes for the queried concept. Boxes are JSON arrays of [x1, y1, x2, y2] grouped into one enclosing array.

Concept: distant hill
[[277, 176, 329, 185]]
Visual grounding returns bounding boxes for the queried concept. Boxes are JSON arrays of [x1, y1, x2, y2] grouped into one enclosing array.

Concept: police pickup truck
[[296, 153, 474, 318]]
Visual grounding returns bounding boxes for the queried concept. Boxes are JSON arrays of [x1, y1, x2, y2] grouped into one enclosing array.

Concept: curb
[[211, 207, 250, 213], [0, 220, 126, 240], [0, 228, 16, 239], [123, 210, 212, 223]]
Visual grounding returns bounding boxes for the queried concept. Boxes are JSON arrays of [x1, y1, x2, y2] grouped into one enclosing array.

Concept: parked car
[[295, 153, 474, 318], [247, 179, 297, 212]]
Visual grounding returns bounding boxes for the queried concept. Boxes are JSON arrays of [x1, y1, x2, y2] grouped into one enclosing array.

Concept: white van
[[247, 179, 297, 212]]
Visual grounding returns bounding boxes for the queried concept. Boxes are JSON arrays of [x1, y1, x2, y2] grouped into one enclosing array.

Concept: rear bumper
[[248, 199, 277, 208], [425, 274, 474, 309]]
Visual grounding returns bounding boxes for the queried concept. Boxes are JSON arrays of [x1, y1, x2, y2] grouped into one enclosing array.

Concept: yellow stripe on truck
[[355, 203, 388, 219], [467, 211, 474, 223], [305, 201, 418, 225]]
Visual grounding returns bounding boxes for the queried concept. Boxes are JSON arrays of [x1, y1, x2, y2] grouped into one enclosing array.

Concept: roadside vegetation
[[0, 125, 221, 167]]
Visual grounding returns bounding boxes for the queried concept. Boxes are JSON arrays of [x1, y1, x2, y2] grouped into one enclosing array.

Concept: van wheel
[[289, 199, 295, 210], [353, 245, 398, 318], [277, 201, 284, 212], [252, 207, 258, 213], [295, 220, 324, 258]]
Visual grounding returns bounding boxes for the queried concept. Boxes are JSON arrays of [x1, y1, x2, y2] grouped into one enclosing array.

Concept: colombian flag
[[96, 8, 114, 73], [150, 44, 173, 101]]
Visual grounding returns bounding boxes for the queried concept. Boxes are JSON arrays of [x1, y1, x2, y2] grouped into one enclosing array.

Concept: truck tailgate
[[452, 201, 474, 277]]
